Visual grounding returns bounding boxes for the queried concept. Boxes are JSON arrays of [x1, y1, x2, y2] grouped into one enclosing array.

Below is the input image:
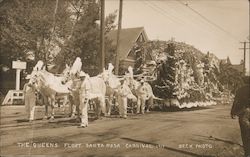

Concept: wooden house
[[107, 27, 153, 73]]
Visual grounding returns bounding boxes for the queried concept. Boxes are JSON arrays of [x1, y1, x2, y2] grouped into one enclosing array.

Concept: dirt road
[[0, 104, 244, 157]]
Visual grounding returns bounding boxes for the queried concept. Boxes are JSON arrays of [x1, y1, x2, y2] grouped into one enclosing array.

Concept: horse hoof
[[76, 118, 81, 123], [96, 116, 102, 120], [49, 117, 55, 120], [80, 124, 88, 128]]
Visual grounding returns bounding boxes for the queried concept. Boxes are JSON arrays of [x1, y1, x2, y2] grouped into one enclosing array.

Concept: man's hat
[[79, 71, 86, 77], [25, 75, 31, 79], [119, 78, 125, 82]]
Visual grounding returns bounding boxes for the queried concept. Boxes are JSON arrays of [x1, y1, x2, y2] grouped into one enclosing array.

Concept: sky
[[105, 0, 249, 73]]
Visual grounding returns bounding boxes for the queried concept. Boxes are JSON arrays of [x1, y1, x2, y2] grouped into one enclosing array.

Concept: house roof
[[220, 56, 231, 65], [230, 64, 244, 73], [107, 27, 148, 60], [220, 56, 244, 73], [220, 59, 227, 65]]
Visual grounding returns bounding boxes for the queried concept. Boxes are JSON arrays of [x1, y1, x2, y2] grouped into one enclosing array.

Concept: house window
[[127, 50, 135, 59], [145, 52, 152, 61]]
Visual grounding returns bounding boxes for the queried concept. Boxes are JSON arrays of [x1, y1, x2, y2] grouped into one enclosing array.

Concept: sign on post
[[12, 60, 26, 90], [12, 61, 27, 69]]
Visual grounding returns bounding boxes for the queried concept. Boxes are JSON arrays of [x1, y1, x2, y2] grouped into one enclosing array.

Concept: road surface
[[0, 103, 244, 157]]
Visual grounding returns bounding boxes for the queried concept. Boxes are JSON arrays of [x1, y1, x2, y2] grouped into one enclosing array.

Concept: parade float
[[134, 41, 223, 109]]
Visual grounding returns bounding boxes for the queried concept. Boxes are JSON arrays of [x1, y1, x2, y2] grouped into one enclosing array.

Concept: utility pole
[[114, 0, 123, 75], [100, 0, 105, 73], [239, 41, 250, 75]]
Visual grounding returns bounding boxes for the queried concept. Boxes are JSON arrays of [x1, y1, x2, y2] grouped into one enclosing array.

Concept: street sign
[[12, 61, 26, 69]]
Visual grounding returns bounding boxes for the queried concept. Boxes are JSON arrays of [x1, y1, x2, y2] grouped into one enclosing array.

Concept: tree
[[54, 1, 117, 76], [218, 62, 244, 94], [0, 0, 73, 72], [153, 43, 177, 99]]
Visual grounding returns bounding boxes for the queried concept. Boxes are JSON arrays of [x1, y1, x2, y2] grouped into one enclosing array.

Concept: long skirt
[[25, 94, 36, 120]]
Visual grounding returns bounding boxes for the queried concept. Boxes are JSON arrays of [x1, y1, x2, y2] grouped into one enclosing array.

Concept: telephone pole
[[100, 0, 105, 73], [239, 41, 250, 75], [114, 0, 123, 75]]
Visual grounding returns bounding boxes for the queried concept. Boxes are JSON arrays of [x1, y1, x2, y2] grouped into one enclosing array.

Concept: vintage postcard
[[0, 0, 249, 157]]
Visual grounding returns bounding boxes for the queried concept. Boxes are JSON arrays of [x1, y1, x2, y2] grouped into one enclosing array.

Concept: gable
[[127, 50, 135, 60], [136, 33, 146, 43], [106, 27, 148, 60]]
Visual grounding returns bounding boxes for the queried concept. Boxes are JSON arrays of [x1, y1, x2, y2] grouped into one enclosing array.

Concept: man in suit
[[117, 78, 131, 119], [231, 76, 250, 157], [136, 79, 148, 114]]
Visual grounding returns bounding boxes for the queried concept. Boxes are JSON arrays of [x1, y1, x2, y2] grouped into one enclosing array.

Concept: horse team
[[26, 57, 155, 128]]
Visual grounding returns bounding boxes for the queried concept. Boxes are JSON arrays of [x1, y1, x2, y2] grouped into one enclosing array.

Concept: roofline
[[124, 27, 149, 59]]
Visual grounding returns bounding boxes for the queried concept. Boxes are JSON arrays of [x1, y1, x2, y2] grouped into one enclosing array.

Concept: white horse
[[124, 66, 155, 112], [61, 57, 107, 127], [29, 61, 71, 120], [101, 63, 137, 115]]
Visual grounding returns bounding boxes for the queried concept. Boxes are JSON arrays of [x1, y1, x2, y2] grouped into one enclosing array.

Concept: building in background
[[107, 27, 152, 73], [220, 57, 244, 74]]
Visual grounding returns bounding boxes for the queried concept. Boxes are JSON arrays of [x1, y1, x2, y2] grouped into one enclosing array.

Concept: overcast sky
[[105, 0, 249, 72]]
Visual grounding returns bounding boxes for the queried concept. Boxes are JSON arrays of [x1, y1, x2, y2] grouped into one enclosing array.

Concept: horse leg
[[146, 96, 153, 112], [43, 97, 49, 120], [141, 98, 146, 114], [80, 98, 89, 127], [99, 96, 107, 117], [76, 103, 80, 121], [50, 97, 55, 120], [61, 96, 67, 114], [68, 95, 76, 118], [106, 96, 112, 116], [136, 98, 141, 114], [75, 95, 81, 122]]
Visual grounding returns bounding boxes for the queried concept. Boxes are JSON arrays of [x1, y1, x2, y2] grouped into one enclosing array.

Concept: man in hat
[[79, 71, 91, 127], [231, 76, 250, 157], [136, 79, 148, 114], [117, 78, 131, 118], [68, 71, 85, 120], [23, 75, 37, 121]]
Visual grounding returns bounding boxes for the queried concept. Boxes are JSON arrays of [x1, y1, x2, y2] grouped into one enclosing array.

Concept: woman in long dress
[[23, 75, 36, 121]]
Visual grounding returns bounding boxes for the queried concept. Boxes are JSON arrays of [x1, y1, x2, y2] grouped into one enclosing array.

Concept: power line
[[143, 0, 183, 25], [148, 1, 229, 44], [156, 1, 223, 39], [150, 1, 187, 25], [168, 1, 231, 43], [177, 0, 240, 41]]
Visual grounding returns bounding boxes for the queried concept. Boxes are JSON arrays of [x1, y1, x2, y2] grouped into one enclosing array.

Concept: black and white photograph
[[0, 0, 249, 156]]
